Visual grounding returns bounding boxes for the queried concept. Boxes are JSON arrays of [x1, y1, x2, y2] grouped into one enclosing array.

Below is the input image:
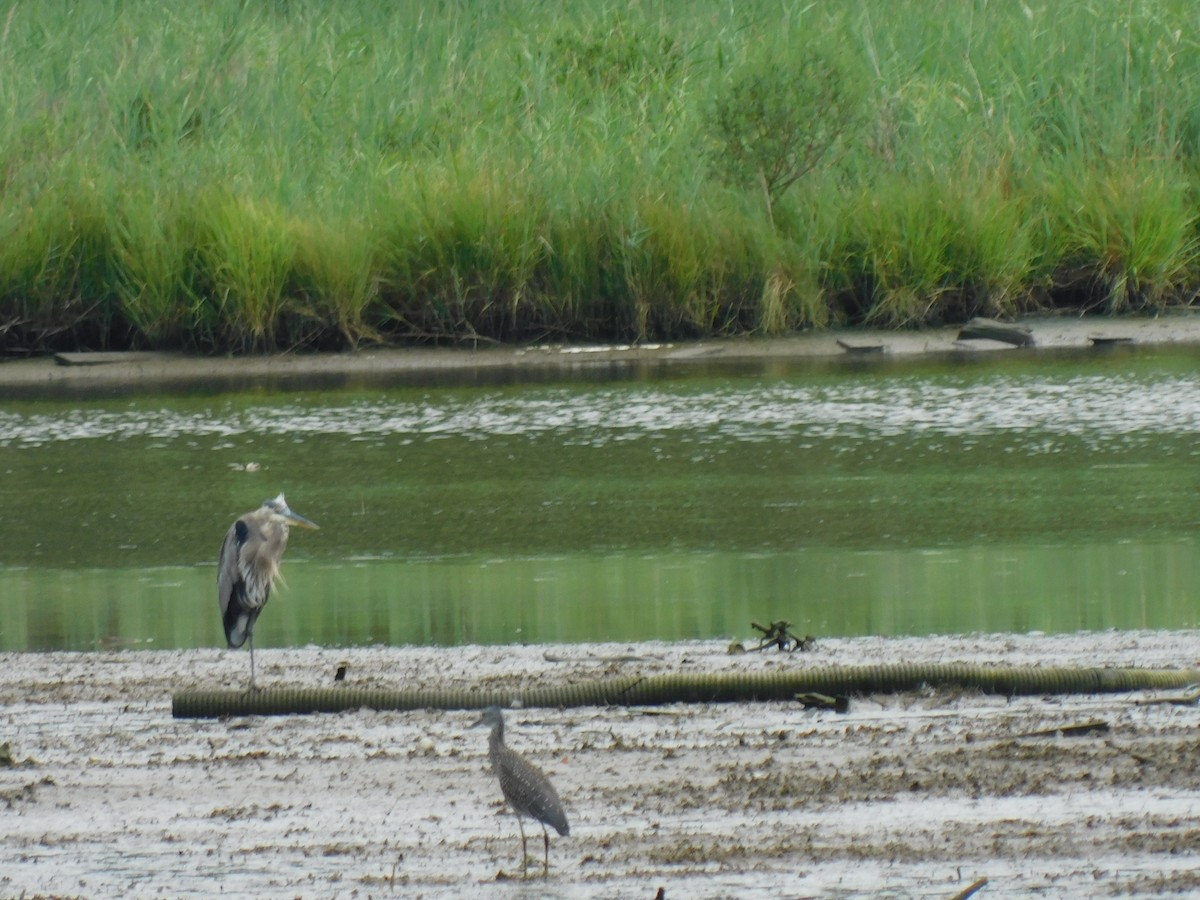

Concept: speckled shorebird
[[473, 706, 570, 877]]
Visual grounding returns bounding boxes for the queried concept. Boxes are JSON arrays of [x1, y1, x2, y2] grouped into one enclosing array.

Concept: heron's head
[[261, 493, 320, 530], [471, 706, 505, 730]]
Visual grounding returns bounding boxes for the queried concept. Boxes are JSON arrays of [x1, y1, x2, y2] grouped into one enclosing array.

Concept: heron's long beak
[[268, 493, 320, 529]]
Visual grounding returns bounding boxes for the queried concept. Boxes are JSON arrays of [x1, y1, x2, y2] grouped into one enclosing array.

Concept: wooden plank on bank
[[836, 338, 885, 354], [53, 351, 174, 367]]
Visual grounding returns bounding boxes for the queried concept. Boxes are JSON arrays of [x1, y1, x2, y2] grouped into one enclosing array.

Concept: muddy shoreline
[[2, 312, 1199, 397], [2, 631, 1199, 898]]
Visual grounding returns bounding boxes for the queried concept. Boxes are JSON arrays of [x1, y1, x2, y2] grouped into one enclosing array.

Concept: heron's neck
[[265, 520, 290, 546], [488, 722, 505, 757]]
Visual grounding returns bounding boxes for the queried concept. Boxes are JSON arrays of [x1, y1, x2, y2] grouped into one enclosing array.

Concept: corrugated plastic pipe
[[171, 663, 1200, 719]]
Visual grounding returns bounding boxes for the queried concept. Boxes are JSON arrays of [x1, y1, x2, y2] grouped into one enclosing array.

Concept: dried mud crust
[[1, 632, 1199, 898]]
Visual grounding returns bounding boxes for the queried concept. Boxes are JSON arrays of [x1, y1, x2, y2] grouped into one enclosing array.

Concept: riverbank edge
[[2, 311, 1199, 396]]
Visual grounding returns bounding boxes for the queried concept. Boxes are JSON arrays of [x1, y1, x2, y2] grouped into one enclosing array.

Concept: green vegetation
[[0, 0, 1197, 353]]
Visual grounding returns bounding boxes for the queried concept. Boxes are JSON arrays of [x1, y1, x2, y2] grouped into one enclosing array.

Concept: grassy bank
[[0, 0, 1198, 353]]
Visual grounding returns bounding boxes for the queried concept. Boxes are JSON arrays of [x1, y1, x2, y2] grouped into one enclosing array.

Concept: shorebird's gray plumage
[[473, 706, 569, 877]]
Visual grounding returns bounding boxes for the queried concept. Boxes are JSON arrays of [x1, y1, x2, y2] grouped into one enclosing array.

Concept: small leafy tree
[[709, 51, 859, 224]]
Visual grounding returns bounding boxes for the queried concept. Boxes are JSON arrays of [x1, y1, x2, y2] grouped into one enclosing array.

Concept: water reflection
[[0, 539, 1194, 652]]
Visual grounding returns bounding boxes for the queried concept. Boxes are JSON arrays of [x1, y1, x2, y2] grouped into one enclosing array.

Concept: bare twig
[[950, 876, 988, 900], [542, 652, 664, 664], [1015, 720, 1109, 739], [1135, 686, 1200, 706]]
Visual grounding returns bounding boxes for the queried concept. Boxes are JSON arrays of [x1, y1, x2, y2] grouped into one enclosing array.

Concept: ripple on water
[[1, 369, 1198, 449]]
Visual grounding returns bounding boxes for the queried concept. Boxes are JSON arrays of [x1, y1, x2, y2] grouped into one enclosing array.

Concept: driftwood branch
[[748, 620, 816, 653]]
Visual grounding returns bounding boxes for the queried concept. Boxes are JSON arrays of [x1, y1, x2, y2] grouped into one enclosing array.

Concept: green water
[[1, 347, 1197, 651]]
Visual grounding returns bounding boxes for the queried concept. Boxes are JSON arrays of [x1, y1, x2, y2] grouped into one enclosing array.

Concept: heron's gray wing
[[217, 520, 247, 616], [218, 519, 262, 648]]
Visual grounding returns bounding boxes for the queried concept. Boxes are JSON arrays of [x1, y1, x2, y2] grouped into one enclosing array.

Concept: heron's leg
[[248, 629, 257, 691], [516, 814, 528, 878], [541, 823, 550, 877]]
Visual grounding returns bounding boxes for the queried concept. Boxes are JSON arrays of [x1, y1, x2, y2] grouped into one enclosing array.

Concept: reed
[[1, 0, 1197, 353]]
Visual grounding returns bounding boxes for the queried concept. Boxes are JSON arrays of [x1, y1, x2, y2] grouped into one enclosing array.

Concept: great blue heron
[[217, 493, 319, 689], [473, 706, 570, 877]]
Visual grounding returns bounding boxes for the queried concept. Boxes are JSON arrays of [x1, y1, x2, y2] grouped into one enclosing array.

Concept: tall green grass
[[0, 0, 1197, 353]]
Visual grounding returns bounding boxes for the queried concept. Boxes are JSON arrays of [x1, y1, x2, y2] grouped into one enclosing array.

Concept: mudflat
[[2, 630, 1199, 898]]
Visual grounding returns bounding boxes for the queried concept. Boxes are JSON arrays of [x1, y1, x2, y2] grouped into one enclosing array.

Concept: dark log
[[956, 318, 1035, 347]]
